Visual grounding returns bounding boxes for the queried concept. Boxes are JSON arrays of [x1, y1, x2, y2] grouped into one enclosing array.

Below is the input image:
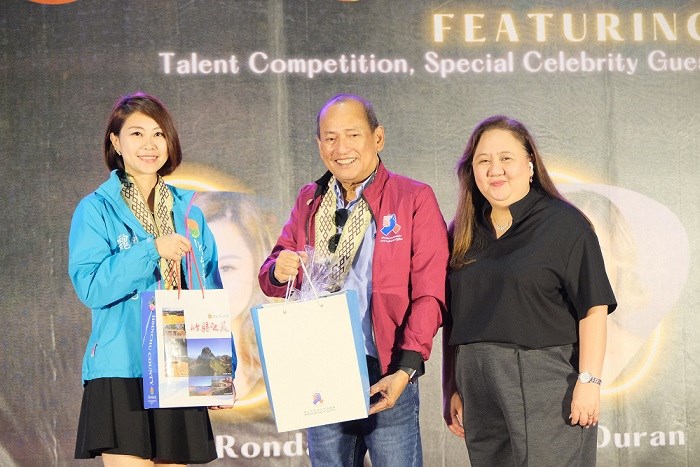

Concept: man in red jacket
[[258, 94, 449, 466]]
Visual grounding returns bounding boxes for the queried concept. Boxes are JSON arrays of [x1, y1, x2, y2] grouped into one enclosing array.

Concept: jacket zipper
[[310, 177, 383, 372], [362, 195, 383, 373]]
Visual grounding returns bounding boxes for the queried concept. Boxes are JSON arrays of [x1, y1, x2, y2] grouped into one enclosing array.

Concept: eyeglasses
[[328, 208, 349, 253]]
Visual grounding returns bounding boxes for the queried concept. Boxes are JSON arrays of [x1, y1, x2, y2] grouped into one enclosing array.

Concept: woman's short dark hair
[[103, 91, 182, 176]]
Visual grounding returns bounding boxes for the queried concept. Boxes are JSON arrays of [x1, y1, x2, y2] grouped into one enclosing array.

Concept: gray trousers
[[455, 342, 596, 467]]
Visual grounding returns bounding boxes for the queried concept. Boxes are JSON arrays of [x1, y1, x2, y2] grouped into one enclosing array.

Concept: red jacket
[[258, 162, 449, 375]]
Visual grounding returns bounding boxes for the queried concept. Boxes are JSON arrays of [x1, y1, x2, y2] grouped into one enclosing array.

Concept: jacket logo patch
[[187, 219, 201, 238], [380, 214, 403, 243]]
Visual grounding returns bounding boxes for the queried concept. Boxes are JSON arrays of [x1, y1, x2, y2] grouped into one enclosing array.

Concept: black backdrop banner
[[0, 1, 697, 465]]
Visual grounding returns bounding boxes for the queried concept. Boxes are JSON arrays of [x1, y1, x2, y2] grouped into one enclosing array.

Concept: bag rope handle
[[282, 256, 322, 312], [183, 192, 205, 299]]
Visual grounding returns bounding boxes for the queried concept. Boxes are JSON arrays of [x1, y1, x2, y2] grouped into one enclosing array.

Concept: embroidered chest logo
[[187, 219, 201, 238], [117, 233, 140, 251], [117, 233, 132, 250], [380, 214, 403, 243]]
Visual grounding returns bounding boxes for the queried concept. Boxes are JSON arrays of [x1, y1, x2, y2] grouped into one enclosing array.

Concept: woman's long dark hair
[[450, 115, 570, 269]]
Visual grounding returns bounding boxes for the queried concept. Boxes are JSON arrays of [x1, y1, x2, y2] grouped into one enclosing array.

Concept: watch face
[[578, 371, 592, 383]]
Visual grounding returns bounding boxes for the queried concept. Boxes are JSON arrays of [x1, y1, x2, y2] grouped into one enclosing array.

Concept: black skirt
[[75, 377, 217, 464]]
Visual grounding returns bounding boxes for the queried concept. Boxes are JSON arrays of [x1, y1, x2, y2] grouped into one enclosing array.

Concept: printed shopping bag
[[141, 289, 235, 408], [251, 290, 370, 432]]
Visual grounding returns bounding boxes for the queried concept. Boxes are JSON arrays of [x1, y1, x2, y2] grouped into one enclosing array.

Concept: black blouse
[[448, 188, 617, 349]]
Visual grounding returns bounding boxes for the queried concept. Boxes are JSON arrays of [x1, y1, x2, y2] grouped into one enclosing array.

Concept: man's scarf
[[314, 176, 372, 292]]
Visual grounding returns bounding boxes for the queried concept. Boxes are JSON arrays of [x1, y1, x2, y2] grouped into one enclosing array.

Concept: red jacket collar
[[312, 158, 389, 207]]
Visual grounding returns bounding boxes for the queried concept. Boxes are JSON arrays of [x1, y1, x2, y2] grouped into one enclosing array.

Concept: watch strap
[[578, 371, 602, 385], [398, 366, 417, 379]]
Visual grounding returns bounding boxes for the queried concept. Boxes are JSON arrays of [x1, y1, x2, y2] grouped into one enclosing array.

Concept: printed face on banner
[[317, 100, 384, 194], [557, 183, 690, 394], [182, 187, 278, 418], [110, 112, 169, 179], [472, 129, 531, 209], [208, 220, 256, 321]]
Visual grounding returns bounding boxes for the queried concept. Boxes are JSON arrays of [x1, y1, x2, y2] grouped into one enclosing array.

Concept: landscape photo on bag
[[186, 338, 234, 396]]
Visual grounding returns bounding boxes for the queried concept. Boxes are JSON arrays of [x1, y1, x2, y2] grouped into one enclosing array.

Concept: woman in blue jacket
[[69, 92, 225, 465]]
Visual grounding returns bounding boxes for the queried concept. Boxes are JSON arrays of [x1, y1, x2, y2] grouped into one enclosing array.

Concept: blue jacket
[[69, 170, 227, 383]]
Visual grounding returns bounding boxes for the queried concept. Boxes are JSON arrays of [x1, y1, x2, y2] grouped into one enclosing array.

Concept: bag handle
[[282, 257, 322, 312], [156, 193, 204, 299], [183, 193, 205, 299], [299, 259, 320, 302]]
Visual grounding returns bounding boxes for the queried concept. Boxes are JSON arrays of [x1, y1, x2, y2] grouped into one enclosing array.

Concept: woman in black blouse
[[442, 116, 616, 466]]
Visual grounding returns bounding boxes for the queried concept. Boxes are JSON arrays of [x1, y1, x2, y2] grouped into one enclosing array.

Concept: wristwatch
[[578, 371, 602, 385], [398, 366, 417, 380]]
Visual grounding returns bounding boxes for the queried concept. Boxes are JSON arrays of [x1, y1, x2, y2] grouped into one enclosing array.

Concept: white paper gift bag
[[251, 289, 370, 432], [141, 289, 235, 408]]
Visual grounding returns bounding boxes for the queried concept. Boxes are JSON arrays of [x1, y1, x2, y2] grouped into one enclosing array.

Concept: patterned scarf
[[314, 176, 372, 292], [119, 172, 178, 289]]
